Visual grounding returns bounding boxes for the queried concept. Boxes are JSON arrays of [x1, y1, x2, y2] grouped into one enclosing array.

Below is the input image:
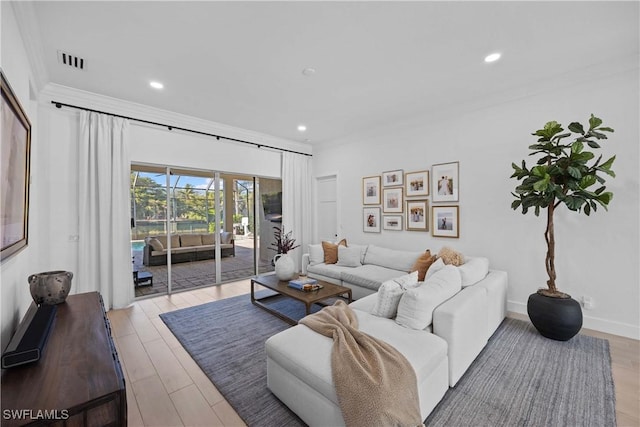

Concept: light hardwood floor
[[108, 281, 640, 427]]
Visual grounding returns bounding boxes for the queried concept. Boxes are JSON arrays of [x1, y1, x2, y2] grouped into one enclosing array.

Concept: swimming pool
[[131, 241, 145, 251]]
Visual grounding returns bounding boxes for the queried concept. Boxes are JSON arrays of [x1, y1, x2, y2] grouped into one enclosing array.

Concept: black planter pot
[[527, 293, 583, 341]]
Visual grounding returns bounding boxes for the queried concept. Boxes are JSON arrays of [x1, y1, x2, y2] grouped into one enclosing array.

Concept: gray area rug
[[160, 293, 616, 427]]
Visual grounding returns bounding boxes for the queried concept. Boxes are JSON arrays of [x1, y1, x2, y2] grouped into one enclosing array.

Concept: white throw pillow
[[458, 257, 490, 287], [336, 245, 363, 268], [308, 244, 324, 266], [396, 265, 462, 330], [425, 257, 445, 280], [393, 270, 419, 289], [371, 280, 405, 318], [371, 272, 420, 319]]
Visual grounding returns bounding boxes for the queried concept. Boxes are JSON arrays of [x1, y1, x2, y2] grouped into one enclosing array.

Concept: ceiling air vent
[[57, 50, 85, 70]]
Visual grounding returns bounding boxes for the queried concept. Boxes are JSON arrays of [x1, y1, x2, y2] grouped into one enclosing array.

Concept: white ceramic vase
[[273, 253, 296, 281]]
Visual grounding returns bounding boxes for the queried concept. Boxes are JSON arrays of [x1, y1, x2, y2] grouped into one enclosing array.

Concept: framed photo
[[363, 207, 381, 233], [383, 215, 403, 231], [432, 161, 459, 202], [406, 200, 429, 231], [382, 169, 404, 187], [432, 205, 460, 238], [1, 71, 32, 261], [383, 187, 403, 213], [405, 170, 429, 197], [362, 176, 381, 205]]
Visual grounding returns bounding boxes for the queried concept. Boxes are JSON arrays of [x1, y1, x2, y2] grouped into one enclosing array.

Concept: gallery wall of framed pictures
[[361, 161, 460, 237]]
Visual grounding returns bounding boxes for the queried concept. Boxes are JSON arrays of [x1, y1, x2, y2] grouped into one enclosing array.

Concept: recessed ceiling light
[[297, 125, 307, 132], [149, 81, 164, 89], [302, 68, 316, 76], [484, 53, 501, 63]]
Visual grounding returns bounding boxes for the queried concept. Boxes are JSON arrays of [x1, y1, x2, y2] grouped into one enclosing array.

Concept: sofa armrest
[[301, 253, 310, 275], [433, 285, 488, 386]]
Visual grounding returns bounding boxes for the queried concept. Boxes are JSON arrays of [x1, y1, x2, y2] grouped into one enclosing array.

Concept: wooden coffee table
[[251, 274, 352, 325]]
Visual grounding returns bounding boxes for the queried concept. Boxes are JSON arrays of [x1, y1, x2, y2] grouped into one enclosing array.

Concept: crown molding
[[40, 83, 312, 155], [11, 1, 49, 91]]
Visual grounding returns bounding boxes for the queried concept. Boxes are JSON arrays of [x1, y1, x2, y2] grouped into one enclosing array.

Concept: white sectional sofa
[[303, 244, 427, 299], [266, 250, 508, 426]]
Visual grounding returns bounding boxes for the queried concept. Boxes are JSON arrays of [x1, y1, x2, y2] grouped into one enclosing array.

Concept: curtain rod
[[50, 100, 312, 157]]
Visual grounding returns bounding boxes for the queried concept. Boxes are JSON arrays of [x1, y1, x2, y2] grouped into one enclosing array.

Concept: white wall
[[0, 3, 45, 350], [313, 65, 639, 339]]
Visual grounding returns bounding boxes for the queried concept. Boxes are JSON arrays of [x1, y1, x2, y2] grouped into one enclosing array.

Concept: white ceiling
[[25, 1, 639, 145]]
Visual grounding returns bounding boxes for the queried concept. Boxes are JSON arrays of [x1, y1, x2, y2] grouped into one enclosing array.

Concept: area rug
[[160, 293, 616, 427]]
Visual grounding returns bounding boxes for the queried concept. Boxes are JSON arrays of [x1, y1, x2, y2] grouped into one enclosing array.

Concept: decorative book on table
[[288, 277, 318, 290]]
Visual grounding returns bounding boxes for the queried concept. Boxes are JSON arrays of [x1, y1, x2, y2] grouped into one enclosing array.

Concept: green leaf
[[571, 140, 584, 154], [533, 175, 550, 191], [599, 127, 614, 133], [511, 200, 522, 210], [567, 166, 582, 179], [590, 130, 608, 140], [552, 132, 572, 142], [597, 192, 613, 205], [586, 140, 601, 149], [534, 206, 540, 216], [599, 155, 616, 171], [532, 165, 547, 177], [584, 203, 591, 216], [580, 175, 597, 188], [568, 122, 585, 134], [589, 114, 603, 129]]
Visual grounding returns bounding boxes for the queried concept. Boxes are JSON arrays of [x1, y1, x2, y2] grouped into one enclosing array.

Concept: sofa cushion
[[180, 234, 203, 247], [340, 265, 408, 291], [220, 231, 233, 244], [425, 258, 445, 280], [308, 244, 324, 266], [155, 234, 180, 249], [396, 265, 462, 330], [147, 237, 164, 252], [459, 257, 490, 287], [322, 239, 347, 264], [411, 250, 436, 281], [306, 263, 354, 281], [371, 281, 404, 318], [363, 245, 422, 272], [371, 272, 420, 319], [336, 245, 362, 268], [265, 310, 447, 407], [201, 234, 215, 245]]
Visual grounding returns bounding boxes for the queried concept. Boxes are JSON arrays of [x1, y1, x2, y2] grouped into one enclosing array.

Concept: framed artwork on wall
[[383, 187, 403, 213], [405, 170, 429, 197], [363, 207, 381, 233], [1, 71, 32, 261], [406, 200, 429, 231], [362, 175, 381, 205], [382, 169, 404, 187], [432, 161, 459, 202], [432, 205, 460, 238], [383, 215, 403, 231]]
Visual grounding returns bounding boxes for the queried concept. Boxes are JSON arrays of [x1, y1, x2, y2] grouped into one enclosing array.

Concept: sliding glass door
[[130, 164, 280, 297]]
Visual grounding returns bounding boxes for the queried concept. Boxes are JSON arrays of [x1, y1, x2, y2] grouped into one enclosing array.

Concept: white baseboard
[[508, 300, 639, 340]]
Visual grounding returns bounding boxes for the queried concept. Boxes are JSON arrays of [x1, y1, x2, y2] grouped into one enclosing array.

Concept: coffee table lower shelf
[[251, 275, 352, 325]]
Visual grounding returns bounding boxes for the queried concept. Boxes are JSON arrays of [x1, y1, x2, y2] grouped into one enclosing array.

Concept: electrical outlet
[[581, 296, 594, 310]]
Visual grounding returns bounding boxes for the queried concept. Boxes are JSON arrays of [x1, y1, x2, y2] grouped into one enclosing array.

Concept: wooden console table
[[1, 292, 127, 426]]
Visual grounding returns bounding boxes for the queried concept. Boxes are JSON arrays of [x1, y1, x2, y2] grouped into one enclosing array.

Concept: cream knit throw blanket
[[299, 300, 423, 427]]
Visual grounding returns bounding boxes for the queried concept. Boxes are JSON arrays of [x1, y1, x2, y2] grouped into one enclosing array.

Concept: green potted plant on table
[[270, 226, 300, 281], [510, 114, 616, 341]]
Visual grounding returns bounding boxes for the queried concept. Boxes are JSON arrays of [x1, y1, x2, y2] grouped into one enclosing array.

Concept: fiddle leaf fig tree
[[510, 114, 616, 298]]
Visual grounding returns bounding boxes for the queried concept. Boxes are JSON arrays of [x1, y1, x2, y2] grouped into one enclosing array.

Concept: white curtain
[[281, 152, 313, 272], [78, 111, 133, 309]]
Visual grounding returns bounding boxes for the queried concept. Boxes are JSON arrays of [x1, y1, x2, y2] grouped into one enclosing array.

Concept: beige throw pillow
[[322, 239, 347, 264], [411, 250, 436, 281]]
